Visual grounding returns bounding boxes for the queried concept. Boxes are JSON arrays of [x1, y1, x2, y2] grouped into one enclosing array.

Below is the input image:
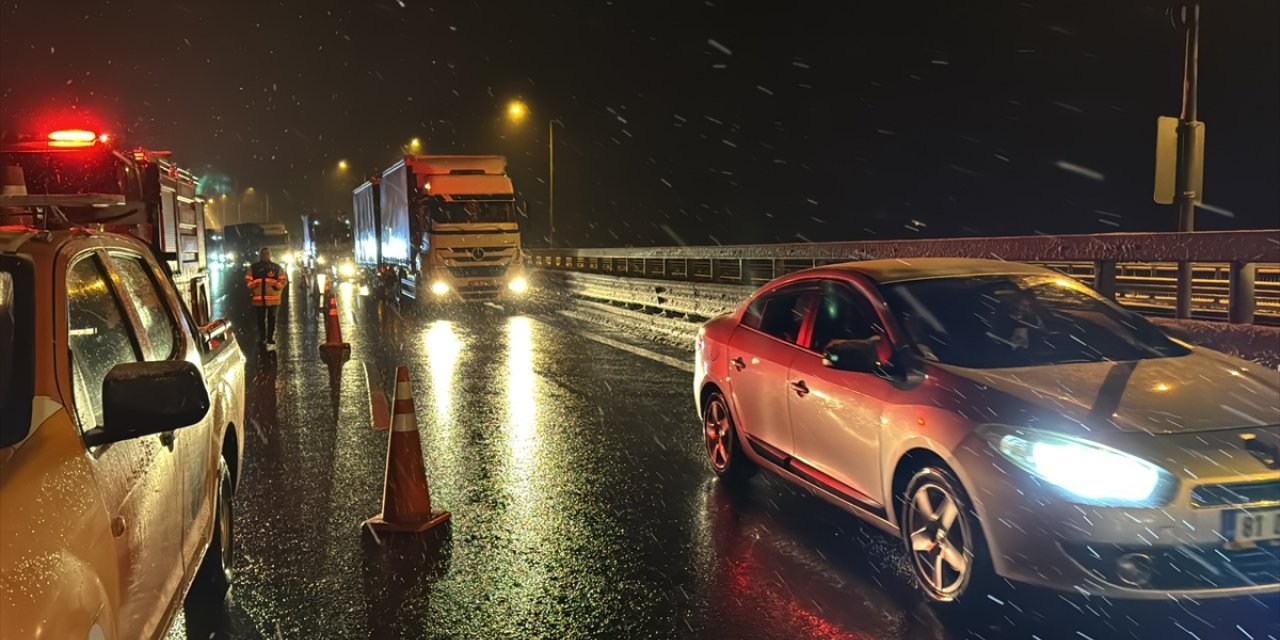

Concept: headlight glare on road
[[431, 280, 450, 296], [508, 276, 529, 293], [339, 262, 356, 278], [985, 427, 1167, 506]]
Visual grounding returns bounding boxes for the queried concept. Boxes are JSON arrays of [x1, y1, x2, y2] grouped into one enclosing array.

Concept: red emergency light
[[46, 129, 108, 148]]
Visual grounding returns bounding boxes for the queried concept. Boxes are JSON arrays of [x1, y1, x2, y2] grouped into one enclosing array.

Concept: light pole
[[548, 118, 559, 248], [506, 100, 561, 247], [1174, 1, 1200, 318]]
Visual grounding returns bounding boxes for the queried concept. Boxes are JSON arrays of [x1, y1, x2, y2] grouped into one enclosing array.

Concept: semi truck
[[224, 222, 290, 266], [1, 127, 213, 324], [352, 155, 528, 303]]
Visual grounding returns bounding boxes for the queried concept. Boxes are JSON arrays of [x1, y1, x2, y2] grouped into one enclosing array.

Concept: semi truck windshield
[[430, 200, 513, 224]]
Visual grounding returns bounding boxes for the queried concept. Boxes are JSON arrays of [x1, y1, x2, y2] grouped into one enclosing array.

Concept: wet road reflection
[[171, 273, 1280, 640]]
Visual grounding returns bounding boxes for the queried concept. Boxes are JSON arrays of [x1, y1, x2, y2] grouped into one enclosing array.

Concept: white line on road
[[557, 311, 693, 372], [249, 417, 268, 445]]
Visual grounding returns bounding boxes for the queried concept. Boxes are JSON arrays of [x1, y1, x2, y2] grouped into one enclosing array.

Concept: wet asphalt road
[[168, 269, 1280, 640]]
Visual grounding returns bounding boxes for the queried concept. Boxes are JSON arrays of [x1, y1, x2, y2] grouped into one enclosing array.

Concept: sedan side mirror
[[83, 360, 210, 447], [823, 337, 885, 373]]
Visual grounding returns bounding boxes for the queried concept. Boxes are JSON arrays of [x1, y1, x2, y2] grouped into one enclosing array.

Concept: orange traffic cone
[[363, 366, 451, 534], [319, 289, 351, 367]]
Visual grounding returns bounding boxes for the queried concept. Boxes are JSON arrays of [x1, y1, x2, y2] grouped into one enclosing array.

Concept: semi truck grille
[[448, 246, 515, 262], [447, 265, 508, 279]]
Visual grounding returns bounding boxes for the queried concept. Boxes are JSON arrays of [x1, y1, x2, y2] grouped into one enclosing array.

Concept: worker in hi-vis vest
[[244, 246, 288, 345]]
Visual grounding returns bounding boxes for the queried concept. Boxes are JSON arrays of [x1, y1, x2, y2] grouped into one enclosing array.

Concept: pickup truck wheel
[[193, 457, 234, 599]]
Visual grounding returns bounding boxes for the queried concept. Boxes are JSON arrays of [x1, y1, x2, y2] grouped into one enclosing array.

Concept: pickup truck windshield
[[883, 274, 1189, 369], [0, 257, 34, 447], [430, 200, 513, 224]]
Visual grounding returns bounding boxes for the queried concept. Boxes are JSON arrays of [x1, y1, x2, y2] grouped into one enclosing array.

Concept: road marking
[[249, 417, 268, 445], [557, 311, 693, 372]]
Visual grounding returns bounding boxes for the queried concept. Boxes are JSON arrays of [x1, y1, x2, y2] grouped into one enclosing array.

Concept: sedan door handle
[[730, 357, 746, 371], [790, 380, 810, 397]]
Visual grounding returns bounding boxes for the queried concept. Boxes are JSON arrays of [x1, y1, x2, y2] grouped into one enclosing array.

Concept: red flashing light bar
[[46, 129, 109, 148]]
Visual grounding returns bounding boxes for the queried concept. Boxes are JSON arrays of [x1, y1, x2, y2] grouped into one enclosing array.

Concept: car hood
[[935, 349, 1280, 435]]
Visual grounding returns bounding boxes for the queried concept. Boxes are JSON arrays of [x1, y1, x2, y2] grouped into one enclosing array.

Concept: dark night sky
[[2, 1, 1277, 246]]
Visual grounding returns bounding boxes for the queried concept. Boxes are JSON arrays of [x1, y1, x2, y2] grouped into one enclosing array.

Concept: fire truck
[[1, 128, 212, 323]]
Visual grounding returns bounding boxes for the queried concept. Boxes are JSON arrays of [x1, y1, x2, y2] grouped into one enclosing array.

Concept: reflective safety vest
[[245, 261, 288, 307]]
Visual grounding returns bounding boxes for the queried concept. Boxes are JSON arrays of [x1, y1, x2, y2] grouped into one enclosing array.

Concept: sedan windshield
[[882, 275, 1189, 369]]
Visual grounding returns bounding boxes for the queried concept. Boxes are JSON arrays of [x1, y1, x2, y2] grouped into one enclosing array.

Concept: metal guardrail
[[531, 230, 1280, 325]]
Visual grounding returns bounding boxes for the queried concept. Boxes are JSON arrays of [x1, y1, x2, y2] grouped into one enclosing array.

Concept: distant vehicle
[[1, 128, 213, 324], [694, 258, 1280, 605], [224, 222, 290, 267], [353, 155, 529, 303], [0, 203, 247, 639], [301, 213, 356, 283]]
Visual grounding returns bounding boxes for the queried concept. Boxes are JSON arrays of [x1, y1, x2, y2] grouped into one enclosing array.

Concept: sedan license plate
[[1227, 509, 1280, 545]]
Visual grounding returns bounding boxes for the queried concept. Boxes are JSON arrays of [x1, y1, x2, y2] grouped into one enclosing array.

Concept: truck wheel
[[191, 457, 234, 600]]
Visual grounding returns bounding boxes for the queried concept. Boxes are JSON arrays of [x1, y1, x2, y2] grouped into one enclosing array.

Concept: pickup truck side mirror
[[823, 337, 886, 374], [83, 360, 210, 447]]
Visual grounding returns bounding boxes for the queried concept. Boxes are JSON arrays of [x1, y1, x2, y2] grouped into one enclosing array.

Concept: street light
[[409, 138, 422, 152], [505, 100, 560, 247], [337, 159, 349, 171], [507, 100, 528, 123]]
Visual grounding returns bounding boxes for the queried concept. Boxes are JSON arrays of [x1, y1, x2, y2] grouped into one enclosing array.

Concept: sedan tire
[[703, 392, 755, 483], [901, 466, 997, 606]]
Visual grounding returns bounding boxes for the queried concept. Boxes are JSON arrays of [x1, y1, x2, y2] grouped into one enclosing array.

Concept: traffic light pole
[[1174, 1, 1200, 319]]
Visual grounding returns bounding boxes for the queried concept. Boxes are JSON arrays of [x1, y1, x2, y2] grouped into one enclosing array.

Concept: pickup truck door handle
[[790, 380, 810, 397], [730, 357, 746, 371]]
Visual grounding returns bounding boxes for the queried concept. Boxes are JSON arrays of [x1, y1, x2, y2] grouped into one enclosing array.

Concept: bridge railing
[[530, 230, 1280, 325]]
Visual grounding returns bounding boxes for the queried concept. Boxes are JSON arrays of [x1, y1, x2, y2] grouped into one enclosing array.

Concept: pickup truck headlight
[[981, 426, 1171, 507]]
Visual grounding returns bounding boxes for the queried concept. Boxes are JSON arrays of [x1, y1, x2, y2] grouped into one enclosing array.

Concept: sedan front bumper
[[956, 432, 1280, 599]]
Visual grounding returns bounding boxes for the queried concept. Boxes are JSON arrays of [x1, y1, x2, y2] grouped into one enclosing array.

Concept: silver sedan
[[694, 258, 1280, 605]]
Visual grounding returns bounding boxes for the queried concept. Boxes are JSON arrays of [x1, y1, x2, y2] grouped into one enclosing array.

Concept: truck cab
[[0, 219, 246, 640], [1, 129, 213, 325], [370, 155, 529, 303]]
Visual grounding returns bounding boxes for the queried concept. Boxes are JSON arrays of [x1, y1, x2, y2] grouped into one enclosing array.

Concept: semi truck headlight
[[339, 262, 356, 278], [431, 281, 450, 296], [982, 426, 1170, 507], [508, 277, 529, 293]]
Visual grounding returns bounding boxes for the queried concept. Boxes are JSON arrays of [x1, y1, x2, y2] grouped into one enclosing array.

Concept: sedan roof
[[826, 257, 1056, 284]]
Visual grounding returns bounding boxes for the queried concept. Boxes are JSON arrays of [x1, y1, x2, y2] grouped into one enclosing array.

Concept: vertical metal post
[[1093, 260, 1118, 301], [1228, 261, 1256, 324], [1174, 1, 1200, 318], [548, 120, 555, 248], [710, 258, 723, 284]]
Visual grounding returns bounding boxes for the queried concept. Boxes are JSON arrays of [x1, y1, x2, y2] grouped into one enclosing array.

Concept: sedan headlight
[[339, 262, 356, 278], [982, 426, 1171, 507]]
